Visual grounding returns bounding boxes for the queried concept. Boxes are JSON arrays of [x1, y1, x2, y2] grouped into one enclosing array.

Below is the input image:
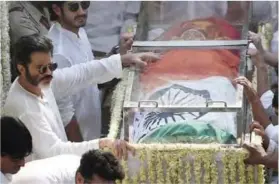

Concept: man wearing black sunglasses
[[4, 35, 158, 161], [47, 1, 134, 142]]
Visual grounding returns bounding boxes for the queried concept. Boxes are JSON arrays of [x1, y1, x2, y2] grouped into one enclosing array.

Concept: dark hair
[[13, 34, 53, 75], [272, 89, 278, 109], [47, 1, 65, 21], [0, 116, 32, 159], [76, 150, 125, 182]]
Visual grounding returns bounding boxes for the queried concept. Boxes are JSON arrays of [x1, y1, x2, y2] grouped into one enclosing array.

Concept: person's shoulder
[[48, 24, 64, 46], [48, 154, 81, 164], [4, 81, 41, 118], [48, 23, 60, 39], [8, 2, 29, 19], [9, 2, 24, 13], [12, 155, 80, 184]]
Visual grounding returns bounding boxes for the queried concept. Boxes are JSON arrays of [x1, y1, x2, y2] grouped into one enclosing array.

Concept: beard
[[25, 68, 53, 88], [61, 10, 87, 28], [74, 14, 87, 27]]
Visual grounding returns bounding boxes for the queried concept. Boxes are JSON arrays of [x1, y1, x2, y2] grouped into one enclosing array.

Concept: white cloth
[[48, 22, 102, 140], [271, 31, 278, 53], [0, 172, 12, 184], [145, 1, 228, 40], [11, 155, 80, 184], [266, 139, 278, 155], [132, 76, 237, 143], [3, 54, 122, 161], [84, 1, 140, 53], [265, 124, 278, 144], [260, 90, 274, 109]]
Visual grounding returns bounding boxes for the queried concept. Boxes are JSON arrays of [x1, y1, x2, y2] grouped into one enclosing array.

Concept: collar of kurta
[[53, 22, 83, 41], [15, 77, 48, 104], [0, 171, 12, 184]]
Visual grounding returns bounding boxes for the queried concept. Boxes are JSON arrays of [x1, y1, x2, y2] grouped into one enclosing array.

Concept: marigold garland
[[247, 165, 254, 184], [185, 150, 191, 184], [202, 150, 211, 184], [238, 151, 247, 184], [139, 149, 147, 182], [164, 151, 171, 184], [121, 159, 129, 184], [109, 145, 264, 184], [210, 151, 218, 184], [156, 150, 164, 184], [149, 150, 157, 183], [194, 150, 202, 184], [178, 150, 187, 184], [222, 150, 230, 184], [228, 150, 237, 184], [257, 165, 265, 184]]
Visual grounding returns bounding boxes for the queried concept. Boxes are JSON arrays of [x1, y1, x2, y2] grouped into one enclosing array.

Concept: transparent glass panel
[[128, 48, 245, 108], [122, 108, 247, 145], [135, 1, 251, 41]]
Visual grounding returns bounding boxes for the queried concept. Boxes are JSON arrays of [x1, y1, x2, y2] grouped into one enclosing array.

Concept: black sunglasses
[[68, 1, 90, 12], [38, 63, 58, 74]]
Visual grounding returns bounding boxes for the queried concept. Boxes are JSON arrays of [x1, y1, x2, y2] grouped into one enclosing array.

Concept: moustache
[[41, 75, 53, 81], [75, 15, 87, 20]]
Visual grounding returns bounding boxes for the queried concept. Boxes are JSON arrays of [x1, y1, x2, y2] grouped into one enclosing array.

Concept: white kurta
[[3, 54, 122, 161], [48, 22, 102, 140], [0, 172, 12, 184], [11, 155, 80, 184], [84, 1, 140, 53]]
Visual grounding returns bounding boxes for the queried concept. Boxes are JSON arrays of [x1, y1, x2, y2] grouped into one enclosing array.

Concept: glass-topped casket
[[108, 2, 264, 183], [122, 1, 251, 145]]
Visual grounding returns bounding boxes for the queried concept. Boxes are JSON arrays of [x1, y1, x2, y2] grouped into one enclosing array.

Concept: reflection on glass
[[128, 1, 250, 145], [136, 1, 249, 41]]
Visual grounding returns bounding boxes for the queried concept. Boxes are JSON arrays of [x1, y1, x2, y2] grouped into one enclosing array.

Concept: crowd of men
[[0, 1, 278, 183]]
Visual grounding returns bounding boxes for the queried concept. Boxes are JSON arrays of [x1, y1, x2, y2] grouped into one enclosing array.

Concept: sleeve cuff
[[93, 139, 100, 150], [110, 54, 122, 79]]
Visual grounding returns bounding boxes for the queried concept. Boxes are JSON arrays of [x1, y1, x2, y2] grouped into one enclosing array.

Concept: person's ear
[[17, 64, 25, 75], [52, 4, 62, 17], [75, 172, 85, 184]]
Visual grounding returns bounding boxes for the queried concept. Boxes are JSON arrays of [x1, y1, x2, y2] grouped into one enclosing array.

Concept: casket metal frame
[[119, 1, 253, 147], [108, 2, 265, 184]]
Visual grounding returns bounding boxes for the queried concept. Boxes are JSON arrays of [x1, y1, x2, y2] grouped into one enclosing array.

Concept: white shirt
[[265, 124, 278, 144], [265, 123, 278, 156], [3, 54, 122, 161], [0, 172, 12, 184], [48, 22, 102, 140], [11, 155, 80, 184], [84, 1, 140, 53], [260, 90, 274, 109], [271, 31, 278, 53]]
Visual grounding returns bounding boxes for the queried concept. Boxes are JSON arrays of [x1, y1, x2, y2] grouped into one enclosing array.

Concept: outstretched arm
[[52, 52, 160, 100], [19, 112, 135, 160], [52, 54, 122, 100]]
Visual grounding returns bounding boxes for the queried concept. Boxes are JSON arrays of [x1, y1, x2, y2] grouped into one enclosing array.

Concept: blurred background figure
[[84, 1, 140, 57], [9, 1, 51, 82]]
